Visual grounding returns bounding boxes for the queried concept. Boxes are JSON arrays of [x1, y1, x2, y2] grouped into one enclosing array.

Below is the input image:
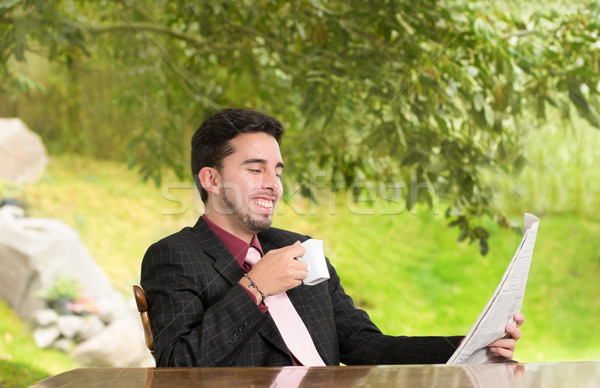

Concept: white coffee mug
[[299, 239, 330, 286]]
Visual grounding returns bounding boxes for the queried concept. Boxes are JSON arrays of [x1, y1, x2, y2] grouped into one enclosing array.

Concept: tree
[[2, 0, 599, 253]]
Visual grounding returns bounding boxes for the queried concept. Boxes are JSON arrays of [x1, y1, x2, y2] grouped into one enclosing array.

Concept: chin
[[242, 214, 273, 233]]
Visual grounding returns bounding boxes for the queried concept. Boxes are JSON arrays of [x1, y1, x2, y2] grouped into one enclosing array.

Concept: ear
[[198, 167, 221, 197]]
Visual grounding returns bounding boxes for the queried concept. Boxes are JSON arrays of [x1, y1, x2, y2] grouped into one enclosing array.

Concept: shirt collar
[[202, 215, 264, 266]]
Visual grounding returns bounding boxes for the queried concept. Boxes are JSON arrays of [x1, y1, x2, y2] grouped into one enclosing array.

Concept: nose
[[263, 169, 280, 192]]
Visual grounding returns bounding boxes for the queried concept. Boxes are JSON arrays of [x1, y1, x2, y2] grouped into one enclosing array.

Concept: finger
[[264, 245, 305, 261], [280, 244, 306, 258], [295, 269, 308, 280], [489, 338, 516, 349], [489, 345, 514, 359], [292, 259, 308, 270], [506, 324, 522, 341], [513, 312, 525, 328]]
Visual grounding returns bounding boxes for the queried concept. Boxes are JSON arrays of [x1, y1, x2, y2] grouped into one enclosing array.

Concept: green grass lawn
[[0, 299, 79, 387], [1, 153, 599, 386], [275, 195, 600, 362]]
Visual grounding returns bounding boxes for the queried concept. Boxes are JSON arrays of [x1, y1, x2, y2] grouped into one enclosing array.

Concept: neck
[[203, 210, 254, 244]]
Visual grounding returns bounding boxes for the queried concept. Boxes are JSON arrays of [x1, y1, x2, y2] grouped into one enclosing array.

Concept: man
[[141, 108, 524, 367]]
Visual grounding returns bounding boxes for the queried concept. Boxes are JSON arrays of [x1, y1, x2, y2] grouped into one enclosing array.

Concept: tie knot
[[245, 246, 262, 266]]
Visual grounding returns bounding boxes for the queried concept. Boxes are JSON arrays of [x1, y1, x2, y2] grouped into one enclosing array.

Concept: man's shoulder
[[142, 227, 198, 262], [148, 217, 209, 248], [141, 218, 216, 268], [152, 226, 195, 245]]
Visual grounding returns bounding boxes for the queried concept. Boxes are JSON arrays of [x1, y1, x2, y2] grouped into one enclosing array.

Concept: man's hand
[[245, 241, 307, 297], [487, 312, 525, 362]]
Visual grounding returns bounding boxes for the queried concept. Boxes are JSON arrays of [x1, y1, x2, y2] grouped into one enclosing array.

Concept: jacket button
[[244, 319, 253, 327], [228, 337, 236, 344]]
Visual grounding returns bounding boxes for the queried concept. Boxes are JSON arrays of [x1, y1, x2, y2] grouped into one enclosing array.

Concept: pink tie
[[245, 247, 326, 366]]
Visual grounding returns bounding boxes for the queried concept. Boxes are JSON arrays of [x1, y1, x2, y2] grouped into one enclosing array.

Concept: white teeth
[[254, 199, 273, 209]]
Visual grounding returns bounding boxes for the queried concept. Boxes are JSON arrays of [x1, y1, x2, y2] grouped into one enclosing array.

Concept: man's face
[[212, 132, 284, 236]]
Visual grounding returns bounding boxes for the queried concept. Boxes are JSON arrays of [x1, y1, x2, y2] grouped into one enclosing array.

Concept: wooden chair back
[[133, 285, 156, 362]]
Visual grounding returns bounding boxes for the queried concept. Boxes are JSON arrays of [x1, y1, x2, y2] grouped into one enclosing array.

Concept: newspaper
[[447, 213, 540, 364]]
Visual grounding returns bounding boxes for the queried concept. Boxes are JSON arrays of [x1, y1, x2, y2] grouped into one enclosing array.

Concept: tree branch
[[63, 20, 209, 48]]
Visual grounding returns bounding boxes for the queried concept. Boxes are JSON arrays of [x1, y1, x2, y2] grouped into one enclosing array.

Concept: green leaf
[[474, 93, 484, 112], [457, 227, 468, 242], [483, 103, 494, 127], [478, 238, 489, 256]]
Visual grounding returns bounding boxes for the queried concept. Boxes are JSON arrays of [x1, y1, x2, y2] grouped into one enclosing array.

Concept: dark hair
[[191, 108, 284, 203]]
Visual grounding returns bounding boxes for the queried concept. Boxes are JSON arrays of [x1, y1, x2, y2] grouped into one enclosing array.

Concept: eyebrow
[[243, 158, 284, 169]]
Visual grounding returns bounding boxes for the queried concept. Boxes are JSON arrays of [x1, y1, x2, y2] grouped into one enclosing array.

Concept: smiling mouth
[[253, 198, 275, 209]]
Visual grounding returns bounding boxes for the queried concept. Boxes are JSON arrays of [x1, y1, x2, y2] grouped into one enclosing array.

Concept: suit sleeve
[[327, 260, 462, 365], [141, 239, 268, 367]]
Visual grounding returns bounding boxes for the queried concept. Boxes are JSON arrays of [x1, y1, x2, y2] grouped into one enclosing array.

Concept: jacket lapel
[[191, 218, 243, 286], [192, 218, 291, 358]]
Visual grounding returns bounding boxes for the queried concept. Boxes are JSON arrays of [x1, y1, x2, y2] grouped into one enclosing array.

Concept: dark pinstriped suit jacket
[[141, 217, 461, 367]]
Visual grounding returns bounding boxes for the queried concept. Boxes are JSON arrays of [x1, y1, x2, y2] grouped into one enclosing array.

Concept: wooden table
[[32, 362, 600, 388]]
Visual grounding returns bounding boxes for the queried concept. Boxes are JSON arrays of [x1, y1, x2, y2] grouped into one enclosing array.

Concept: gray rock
[[95, 296, 129, 324], [0, 117, 47, 184], [76, 314, 105, 341], [34, 309, 58, 327], [53, 337, 75, 353], [0, 209, 45, 318], [34, 326, 60, 348], [71, 310, 154, 367], [0, 205, 124, 320], [57, 315, 84, 339]]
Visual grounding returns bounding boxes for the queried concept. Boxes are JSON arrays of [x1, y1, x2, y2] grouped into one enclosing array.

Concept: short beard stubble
[[221, 188, 273, 233]]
